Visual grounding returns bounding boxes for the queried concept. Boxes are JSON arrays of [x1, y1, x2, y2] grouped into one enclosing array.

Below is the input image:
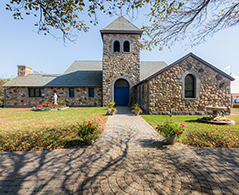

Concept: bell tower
[[100, 16, 142, 107]]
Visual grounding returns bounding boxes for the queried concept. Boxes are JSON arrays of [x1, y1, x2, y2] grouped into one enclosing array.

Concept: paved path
[[0, 107, 239, 195]]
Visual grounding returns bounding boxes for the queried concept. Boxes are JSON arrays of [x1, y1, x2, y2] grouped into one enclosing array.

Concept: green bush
[[131, 106, 143, 114], [78, 121, 100, 145], [156, 120, 185, 138], [58, 100, 66, 105], [0, 96, 4, 104], [108, 102, 116, 108], [130, 103, 139, 109]]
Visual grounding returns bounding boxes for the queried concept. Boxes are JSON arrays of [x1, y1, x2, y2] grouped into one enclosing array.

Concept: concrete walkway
[[0, 107, 239, 195]]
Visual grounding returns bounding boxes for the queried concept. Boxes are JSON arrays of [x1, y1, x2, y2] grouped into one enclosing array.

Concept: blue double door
[[114, 79, 129, 106]]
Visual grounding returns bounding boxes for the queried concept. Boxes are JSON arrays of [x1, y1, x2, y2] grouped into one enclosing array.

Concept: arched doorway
[[114, 79, 129, 106]]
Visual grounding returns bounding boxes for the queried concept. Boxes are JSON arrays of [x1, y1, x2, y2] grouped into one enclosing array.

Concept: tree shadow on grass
[[184, 119, 204, 124]]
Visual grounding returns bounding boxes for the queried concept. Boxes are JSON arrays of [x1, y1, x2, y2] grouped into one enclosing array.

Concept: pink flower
[[180, 124, 185, 128], [166, 123, 169, 125], [182, 129, 185, 131], [175, 131, 179, 134], [156, 127, 158, 129]]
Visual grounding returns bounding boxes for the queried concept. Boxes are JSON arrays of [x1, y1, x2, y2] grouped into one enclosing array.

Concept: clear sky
[[0, 0, 238, 78]]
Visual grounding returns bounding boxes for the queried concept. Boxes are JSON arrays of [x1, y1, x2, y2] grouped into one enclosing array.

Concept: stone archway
[[114, 79, 129, 106], [111, 76, 132, 106]]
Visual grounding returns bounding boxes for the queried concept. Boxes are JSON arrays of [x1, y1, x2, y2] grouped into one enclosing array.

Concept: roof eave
[[100, 30, 143, 38]]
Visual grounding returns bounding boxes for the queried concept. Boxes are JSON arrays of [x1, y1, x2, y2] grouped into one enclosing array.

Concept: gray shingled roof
[[101, 16, 142, 32], [4, 60, 167, 87], [64, 61, 102, 74], [4, 71, 102, 87], [141, 61, 168, 80]]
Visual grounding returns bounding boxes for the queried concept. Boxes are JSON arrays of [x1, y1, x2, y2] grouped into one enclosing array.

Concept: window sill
[[184, 98, 197, 100], [28, 97, 44, 98]]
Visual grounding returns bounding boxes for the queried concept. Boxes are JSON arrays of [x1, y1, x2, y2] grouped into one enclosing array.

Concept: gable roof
[[3, 66, 102, 88], [100, 16, 142, 36], [3, 72, 102, 87], [135, 52, 235, 86], [66, 60, 167, 81], [4, 60, 168, 87]]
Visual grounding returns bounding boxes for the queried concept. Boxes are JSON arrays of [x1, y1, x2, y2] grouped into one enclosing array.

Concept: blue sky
[[0, 0, 238, 78]]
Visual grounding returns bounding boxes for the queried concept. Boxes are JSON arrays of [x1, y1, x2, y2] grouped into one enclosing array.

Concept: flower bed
[[32, 103, 68, 111]]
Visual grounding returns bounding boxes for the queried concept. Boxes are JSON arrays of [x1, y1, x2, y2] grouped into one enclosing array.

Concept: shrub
[[130, 103, 139, 109], [77, 121, 100, 145], [106, 107, 117, 115], [108, 102, 116, 108], [0, 96, 4, 104], [131, 106, 143, 114], [156, 120, 185, 138], [58, 100, 66, 105]]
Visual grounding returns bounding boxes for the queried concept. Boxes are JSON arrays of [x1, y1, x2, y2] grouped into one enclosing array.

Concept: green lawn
[[142, 108, 239, 148], [0, 107, 108, 152]]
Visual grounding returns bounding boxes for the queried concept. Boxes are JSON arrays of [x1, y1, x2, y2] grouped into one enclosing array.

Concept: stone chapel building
[[3, 16, 234, 114]]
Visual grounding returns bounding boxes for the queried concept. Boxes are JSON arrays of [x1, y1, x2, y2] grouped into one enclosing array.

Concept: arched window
[[185, 74, 195, 98], [123, 41, 130, 52], [113, 40, 120, 52], [115, 79, 129, 87]]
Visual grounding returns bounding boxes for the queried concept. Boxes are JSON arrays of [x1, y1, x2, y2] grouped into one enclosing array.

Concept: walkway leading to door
[[0, 107, 239, 194]]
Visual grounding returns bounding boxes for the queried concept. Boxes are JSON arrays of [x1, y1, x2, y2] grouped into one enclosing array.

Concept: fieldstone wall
[[143, 55, 231, 115], [4, 87, 102, 107], [18, 65, 32, 76], [102, 34, 141, 107]]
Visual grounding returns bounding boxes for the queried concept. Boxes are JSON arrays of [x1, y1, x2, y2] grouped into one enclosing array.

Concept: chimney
[[17, 65, 32, 76]]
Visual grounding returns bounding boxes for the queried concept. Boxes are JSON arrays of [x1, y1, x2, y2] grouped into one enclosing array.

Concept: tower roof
[[100, 16, 142, 36]]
